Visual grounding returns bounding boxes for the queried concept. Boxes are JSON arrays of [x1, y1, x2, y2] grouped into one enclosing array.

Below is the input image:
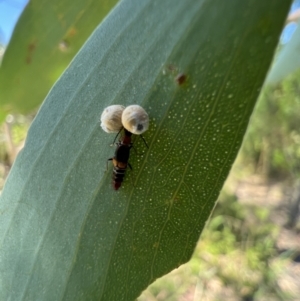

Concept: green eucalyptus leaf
[[0, 0, 291, 300], [0, 0, 118, 117]]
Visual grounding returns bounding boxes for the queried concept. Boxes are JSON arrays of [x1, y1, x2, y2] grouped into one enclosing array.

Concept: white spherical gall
[[100, 105, 125, 133], [122, 105, 149, 135]]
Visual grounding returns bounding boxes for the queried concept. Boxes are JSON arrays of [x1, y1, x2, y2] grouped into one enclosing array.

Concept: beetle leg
[[140, 134, 149, 148]]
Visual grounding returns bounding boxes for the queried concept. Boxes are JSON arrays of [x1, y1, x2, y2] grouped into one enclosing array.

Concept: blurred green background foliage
[[244, 69, 300, 179]]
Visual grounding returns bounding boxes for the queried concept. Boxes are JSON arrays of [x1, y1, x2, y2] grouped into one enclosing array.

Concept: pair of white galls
[[100, 105, 149, 135]]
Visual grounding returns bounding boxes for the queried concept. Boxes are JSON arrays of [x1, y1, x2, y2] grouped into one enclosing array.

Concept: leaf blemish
[[175, 73, 187, 85], [26, 41, 37, 64]]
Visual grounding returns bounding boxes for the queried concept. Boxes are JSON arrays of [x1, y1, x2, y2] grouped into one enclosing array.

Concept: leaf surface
[[0, 0, 291, 300]]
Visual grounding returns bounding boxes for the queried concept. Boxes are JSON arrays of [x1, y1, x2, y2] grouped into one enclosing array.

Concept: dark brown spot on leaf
[[26, 41, 37, 64], [175, 73, 187, 85]]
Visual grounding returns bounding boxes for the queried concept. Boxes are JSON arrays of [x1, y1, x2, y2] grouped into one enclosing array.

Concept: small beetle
[[108, 129, 133, 190], [102, 104, 149, 190]]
